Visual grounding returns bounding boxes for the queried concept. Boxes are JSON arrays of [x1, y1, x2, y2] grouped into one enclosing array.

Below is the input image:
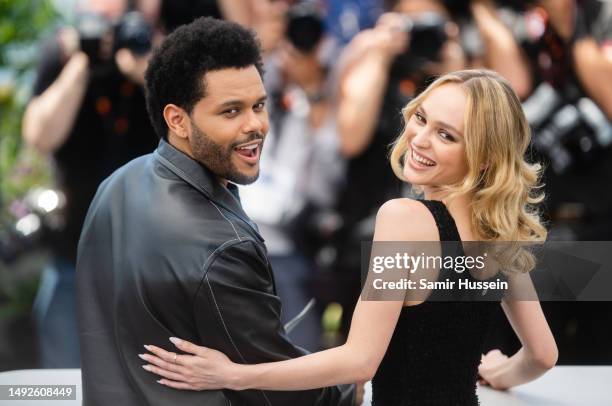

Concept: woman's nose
[[411, 127, 431, 149]]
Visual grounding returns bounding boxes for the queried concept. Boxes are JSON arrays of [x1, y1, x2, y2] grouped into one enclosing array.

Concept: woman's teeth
[[412, 150, 436, 166]]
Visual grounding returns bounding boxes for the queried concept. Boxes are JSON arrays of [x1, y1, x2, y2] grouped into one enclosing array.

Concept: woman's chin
[[402, 168, 430, 186]]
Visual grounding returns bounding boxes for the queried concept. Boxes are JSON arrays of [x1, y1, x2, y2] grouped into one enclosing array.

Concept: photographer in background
[[239, 2, 345, 351], [519, 0, 612, 234], [21, 0, 157, 367], [512, 0, 612, 364]]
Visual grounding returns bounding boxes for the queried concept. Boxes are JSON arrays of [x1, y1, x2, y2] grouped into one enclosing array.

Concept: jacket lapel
[[154, 139, 263, 241]]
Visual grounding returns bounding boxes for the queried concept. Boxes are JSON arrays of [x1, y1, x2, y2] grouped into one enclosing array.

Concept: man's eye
[[254, 102, 265, 111], [224, 108, 239, 115]]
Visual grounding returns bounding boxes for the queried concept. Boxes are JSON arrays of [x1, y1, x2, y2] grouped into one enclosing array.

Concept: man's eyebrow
[[418, 105, 463, 136], [218, 95, 267, 109], [218, 100, 244, 108]]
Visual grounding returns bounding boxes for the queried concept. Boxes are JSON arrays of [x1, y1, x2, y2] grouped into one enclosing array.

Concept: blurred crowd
[[3, 0, 612, 369]]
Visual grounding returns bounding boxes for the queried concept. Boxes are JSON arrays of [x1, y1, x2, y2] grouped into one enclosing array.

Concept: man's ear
[[163, 104, 190, 140]]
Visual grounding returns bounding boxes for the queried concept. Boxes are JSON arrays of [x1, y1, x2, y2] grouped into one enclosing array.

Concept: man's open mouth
[[233, 140, 262, 163]]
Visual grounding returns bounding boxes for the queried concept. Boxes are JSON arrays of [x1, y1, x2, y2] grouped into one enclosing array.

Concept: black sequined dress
[[371, 200, 501, 405]]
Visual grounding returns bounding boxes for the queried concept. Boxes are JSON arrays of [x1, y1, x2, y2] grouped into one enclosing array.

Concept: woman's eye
[[439, 131, 455, 142], [415, 112, 426, 124]]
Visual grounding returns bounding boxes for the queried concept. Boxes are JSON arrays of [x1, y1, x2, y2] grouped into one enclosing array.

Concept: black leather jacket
[[76, 140, 354, 406]]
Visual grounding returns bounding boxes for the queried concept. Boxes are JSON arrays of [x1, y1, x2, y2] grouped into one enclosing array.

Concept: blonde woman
[[139, 70, 558, 405]]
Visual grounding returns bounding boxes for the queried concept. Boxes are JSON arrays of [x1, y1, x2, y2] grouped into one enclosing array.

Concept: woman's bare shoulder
[[374, 198, 439, 241]]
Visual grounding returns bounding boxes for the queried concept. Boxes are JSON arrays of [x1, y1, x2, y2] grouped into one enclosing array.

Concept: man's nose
[[242, 109, 267, 135]]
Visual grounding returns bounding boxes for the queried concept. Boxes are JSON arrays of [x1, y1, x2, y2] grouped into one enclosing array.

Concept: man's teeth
[[412, 150, 435, 166], [237, 144, 258, 150]]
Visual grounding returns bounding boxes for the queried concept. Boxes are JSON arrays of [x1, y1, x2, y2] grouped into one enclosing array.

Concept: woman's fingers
[[158, 379, 199, 391], [139, 353, 183, 374], [144, 344, 177, 363], [142, 363, 189, 382], [169, 337, 208, 357]]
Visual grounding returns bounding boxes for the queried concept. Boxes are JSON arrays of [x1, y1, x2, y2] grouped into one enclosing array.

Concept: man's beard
[[189, 120, 263, 185]]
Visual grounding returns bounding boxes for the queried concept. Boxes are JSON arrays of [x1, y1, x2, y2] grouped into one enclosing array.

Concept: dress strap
[[417, 200, 462, 242]]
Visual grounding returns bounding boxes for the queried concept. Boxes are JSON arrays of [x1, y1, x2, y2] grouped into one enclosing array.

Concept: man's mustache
[[231, 132, 265, 149]]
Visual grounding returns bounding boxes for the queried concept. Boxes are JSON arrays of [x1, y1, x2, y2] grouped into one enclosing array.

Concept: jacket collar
[[154, 139, 263, 241]]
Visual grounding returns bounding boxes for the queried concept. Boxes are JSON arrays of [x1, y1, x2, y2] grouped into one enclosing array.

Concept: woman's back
[[372, 200, 498, 405]]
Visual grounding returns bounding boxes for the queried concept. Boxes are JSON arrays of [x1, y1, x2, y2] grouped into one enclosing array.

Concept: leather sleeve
[[195, 239, 355, 406]]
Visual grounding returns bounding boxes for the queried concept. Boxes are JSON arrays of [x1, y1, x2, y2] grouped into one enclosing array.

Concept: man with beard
[[76, 17, 354, 406]]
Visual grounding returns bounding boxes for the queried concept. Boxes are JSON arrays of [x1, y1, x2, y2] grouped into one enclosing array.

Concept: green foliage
[[0, 0, 59, 67], [0, 0, 60, 321], [0, 0, 60, 207]]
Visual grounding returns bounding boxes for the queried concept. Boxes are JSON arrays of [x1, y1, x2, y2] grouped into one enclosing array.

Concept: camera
[[286, 2, 325, 53], [390, 12, 448, 79], [523, 82, 612, 174], [76, 11, 152, 72]]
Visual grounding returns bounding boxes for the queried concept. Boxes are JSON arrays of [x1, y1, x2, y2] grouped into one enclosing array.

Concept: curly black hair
[[144, 17, 264, 140]]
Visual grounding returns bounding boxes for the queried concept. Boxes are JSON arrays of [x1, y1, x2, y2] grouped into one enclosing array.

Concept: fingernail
[[142, 365, 151, 371], [157, 379, 164, 384], [138, 354, 146, 360], [169, 337, 181, 345], [144, 345, 151, 350]]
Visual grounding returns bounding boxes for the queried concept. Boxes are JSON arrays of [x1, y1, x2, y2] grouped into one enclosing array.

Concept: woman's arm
[[479, 273, 558, 389], [141, 199, 430, 391], [142, 298, 401, 390], [236, 298, 403, 390]]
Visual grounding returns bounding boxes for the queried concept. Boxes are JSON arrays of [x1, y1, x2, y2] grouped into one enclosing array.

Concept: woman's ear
[[163, 104, 190, 140]]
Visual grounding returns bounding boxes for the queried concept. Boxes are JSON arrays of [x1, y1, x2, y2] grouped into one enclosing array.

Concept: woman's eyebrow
[[419, 105, 463, 136]]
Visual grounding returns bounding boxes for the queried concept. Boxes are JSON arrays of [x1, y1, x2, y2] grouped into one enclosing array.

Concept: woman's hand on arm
[[140, 338, 241, 391]]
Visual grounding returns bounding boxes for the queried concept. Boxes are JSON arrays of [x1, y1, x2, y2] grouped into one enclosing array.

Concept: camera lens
[[114, 11, 153, 55], [286, 3, 324, 53]]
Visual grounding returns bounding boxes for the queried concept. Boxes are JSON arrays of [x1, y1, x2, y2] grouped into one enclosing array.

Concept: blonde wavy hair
[[389, 69, 547, 273]]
